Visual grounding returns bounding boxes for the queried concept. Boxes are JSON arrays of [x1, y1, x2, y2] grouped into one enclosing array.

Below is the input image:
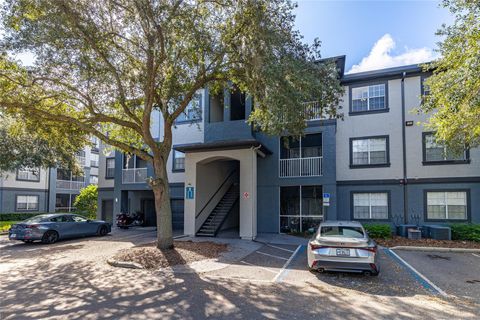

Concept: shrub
[[449, 224, 480, 242], [363, 224, 392, 239], [73, 184, 98, 220], [0, 212, 43, 221]]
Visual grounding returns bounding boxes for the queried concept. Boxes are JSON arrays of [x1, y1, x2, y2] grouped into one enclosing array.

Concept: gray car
[[8, 214, 111, 244], [307, 221, 379, 276]]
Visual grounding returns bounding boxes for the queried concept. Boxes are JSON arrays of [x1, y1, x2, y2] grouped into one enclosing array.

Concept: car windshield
[[320, 226, 365, 238], [23, 215, 50, 223]]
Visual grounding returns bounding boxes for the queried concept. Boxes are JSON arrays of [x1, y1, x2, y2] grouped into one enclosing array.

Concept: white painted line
[[389, 249, 448, 297], [273, 245, 302, 283], [472, 253, 480, 258], [256, 251, 289, 261], [240, 260, 278, 274], [266, 244, 295, 253]]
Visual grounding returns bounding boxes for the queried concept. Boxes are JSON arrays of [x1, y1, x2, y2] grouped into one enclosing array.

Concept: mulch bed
[[375, 236, 480, 249], [113, 240, 228, 269]]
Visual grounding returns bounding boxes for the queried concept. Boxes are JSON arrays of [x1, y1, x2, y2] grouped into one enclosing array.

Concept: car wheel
[[41, 230, 59, 244], [98, 225, 108, 236]]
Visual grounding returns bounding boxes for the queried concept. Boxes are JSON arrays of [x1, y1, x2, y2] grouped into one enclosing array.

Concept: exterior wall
[[255, 121, 338, 233], [0, 189, 49, 213]]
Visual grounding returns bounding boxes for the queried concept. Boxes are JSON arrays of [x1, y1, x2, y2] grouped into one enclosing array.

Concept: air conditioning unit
[[429, 226, 451, 240], [408, 228, 422, 240], [397, 224, 417, 237]]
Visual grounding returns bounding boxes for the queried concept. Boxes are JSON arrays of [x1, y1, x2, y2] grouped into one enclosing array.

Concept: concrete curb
[[107, 259, 145, 269], [390, 246, 480, 253]]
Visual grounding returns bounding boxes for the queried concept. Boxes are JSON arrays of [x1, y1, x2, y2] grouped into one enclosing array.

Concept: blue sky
[[294, 0, 454, 73]]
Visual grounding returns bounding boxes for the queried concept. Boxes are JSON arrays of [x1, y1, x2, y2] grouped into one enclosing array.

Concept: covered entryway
[[175, 140, 270, 240], [101, 200, 114, 224]]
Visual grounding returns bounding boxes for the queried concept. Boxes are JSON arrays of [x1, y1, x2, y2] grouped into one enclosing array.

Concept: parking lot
[[1, 230, 479, 319]]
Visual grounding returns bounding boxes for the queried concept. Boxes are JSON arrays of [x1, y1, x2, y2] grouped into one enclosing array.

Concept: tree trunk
[[151, 158, 174, 249]]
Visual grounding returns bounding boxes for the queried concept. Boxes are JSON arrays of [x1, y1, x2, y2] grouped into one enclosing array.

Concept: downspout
[[46, 168, 51, 212], [401, 72, 408, 224], [250, 145, 261, 239]]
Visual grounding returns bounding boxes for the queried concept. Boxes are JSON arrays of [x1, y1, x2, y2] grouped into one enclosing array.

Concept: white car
[[307, 221, 379, 276]]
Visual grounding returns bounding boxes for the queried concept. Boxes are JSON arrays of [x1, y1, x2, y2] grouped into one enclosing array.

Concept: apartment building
[[96, 56, 480, 239], [0, 138, 100, 214]]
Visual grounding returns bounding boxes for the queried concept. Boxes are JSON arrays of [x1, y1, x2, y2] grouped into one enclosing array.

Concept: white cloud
[[347, 34, 436, 74]]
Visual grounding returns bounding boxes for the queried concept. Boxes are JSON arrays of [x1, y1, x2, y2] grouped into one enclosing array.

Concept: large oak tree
[[0, 0, 342, 249]]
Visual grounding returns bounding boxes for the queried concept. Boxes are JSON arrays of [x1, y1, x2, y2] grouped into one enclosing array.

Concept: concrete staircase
[[196, 183, 239, 237]]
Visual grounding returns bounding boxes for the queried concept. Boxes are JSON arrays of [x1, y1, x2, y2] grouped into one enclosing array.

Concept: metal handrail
[[195, 169, 238, 219]]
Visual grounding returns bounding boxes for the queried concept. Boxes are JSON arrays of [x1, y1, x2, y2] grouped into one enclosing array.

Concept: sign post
[[322, 192, 330, 220]]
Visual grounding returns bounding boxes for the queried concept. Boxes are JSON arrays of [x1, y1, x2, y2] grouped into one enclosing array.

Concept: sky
[[294, 0, 454, 73]]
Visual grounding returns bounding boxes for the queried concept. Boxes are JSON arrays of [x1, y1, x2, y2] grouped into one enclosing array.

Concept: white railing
[[279, 157, 322, 178], [56, 180, 85, 190], [90, 160, 99, 167], [122, 168, 148, 184], [76, 155, 86, 167], [303, 101, 327, 121]]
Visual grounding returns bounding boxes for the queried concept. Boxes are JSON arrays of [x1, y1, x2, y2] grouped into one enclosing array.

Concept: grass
[[0, 221, 18, 232]]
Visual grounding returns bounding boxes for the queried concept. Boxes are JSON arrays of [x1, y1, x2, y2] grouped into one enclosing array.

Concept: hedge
[[0, 212, 88, 221], [449, 224, 480, 242], [363, 224, 392, 239]]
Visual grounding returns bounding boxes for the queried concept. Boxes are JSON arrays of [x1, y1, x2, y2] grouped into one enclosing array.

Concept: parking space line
[[240, 260, 278, 274], [256, 251, 289, 261], [273, 245, 303, 283], [266, 244, 295, 253], [386, 249, 448, 297], [472, 253, 480, 258]]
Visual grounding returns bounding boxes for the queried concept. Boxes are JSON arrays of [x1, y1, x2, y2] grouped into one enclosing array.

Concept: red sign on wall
[[243, 192, 249, 199]]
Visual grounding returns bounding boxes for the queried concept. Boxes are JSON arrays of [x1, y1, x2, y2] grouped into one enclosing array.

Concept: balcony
[[56, 180, 85, 190], [279, 157, 322, 178], [122, 168, 148, 184]]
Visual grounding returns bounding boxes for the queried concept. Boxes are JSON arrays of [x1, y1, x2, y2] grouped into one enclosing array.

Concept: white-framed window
[[353, 192, 389, 220], [423, 133, 467, 162], [421, 76, 430, 96], [16, 195, 39, 211], [351, 84, 386, 112], [16, 168, 40, 182], [91, 136, 100, 152], [90, 153, 99, 167], [105, 158, 115, 178], [426, 191, 467, 220], [176, 94, 202, 122], [89, 175, 98, 185], [351, 136, 388, 166], [279, 186, 323, 233], [173, 150, 185, 171]]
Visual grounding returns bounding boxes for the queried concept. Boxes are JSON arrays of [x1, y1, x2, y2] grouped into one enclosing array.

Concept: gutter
[[401, 72, 408, 224]]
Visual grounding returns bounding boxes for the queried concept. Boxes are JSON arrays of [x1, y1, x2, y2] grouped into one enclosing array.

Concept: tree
[[0, 0, 342, 249], [420, 0, 480, 151], [74, 184, 98, 220]]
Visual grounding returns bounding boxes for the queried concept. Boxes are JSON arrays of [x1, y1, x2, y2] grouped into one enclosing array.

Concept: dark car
[[8, 214, 111, 244]]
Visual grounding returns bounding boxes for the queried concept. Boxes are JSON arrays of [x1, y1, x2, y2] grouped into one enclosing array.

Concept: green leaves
[[420, 0, 480, 150], [74, 184, 98, 220]]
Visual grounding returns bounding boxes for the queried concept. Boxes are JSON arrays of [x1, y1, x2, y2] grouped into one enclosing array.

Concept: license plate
[[336, 248, 350, 256], [10, 233, 16, 238]]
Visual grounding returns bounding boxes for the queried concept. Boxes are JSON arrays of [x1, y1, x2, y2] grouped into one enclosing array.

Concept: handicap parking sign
[[186, 186, 195, 199]]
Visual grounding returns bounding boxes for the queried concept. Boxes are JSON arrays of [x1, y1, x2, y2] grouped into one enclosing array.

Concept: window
[[91, 136, 100, 153], [105, 158, 115, 178], [350, 136, 389, 167], [90, 153, 99, 167], [173, 150, 185, 171], [90, 175, 98, 185], [351, 83, 387, 113], [421, 76, 430, 96], [176, 94, 202, 123], [280, 134, 322, 159], [353, 192, 389, 220], [423, 133, 468, 163], [16, 195, 39, 211], [426, 191, 467, 221], [321, 226, 365, 238], [55, 194, 77, 212], [230, 87, 246, 121], [16, 168, 40, 182], [280, 186, 323, 233]]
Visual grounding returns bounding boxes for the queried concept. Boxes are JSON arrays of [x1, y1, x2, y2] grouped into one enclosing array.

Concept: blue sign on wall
[[186, 186, 195, 199], [323, 193, 330, 199]]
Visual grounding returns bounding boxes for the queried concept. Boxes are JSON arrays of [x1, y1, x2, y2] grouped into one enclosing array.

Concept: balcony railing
[[56, 180, 85, 190], [304, 101, 326, 121], [76, 155, 86, 167], [122, 168, 148, 184], [279, 157, 322, 178]]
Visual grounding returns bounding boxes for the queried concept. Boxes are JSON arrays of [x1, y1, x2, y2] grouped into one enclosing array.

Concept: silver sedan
[[307, 221, 379, 276]]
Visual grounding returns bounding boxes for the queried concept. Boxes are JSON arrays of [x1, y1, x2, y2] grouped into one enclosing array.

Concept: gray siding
[[0, 189, 49, 213]]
